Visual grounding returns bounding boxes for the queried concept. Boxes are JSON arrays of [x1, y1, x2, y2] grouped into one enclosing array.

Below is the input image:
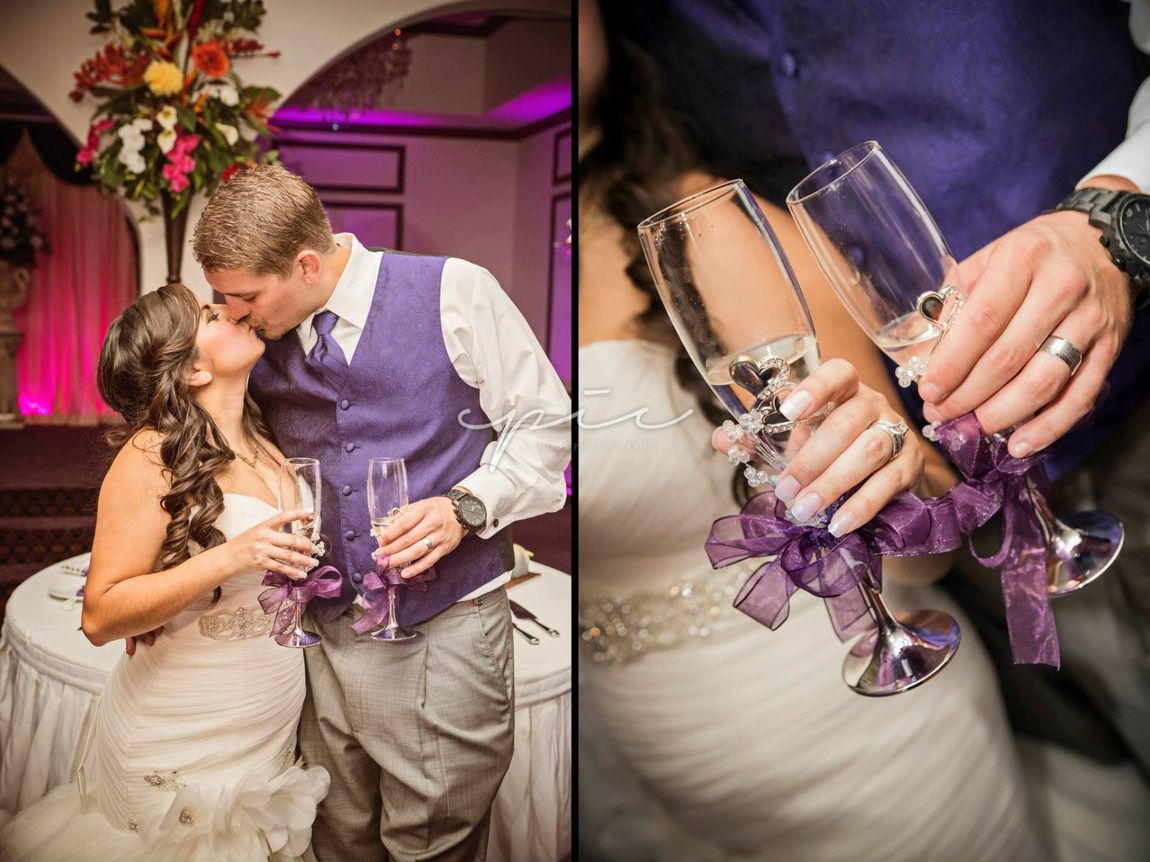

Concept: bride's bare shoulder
[[101, 428, 170, 503]]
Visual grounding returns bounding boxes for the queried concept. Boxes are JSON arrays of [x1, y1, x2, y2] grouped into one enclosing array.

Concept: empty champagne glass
[[366, 457, 418, 642], [786, 141, 1124, 595], [639, 179, 960, 696], [276, 457, 323, 648]]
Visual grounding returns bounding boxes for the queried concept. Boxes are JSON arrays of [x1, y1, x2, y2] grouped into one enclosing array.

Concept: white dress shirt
[[1083, 0, 1150, 190], [297, 233, 571, 599]]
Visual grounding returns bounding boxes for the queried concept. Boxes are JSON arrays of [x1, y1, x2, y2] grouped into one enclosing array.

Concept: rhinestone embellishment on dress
[[579, 561, 758, 665], [143, 769, 186, 792], [179, 807, 194, 825], [197, 605, 274, 640]]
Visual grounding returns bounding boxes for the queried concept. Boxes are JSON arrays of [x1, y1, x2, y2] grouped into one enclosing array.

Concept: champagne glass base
[[370, 627, 420, 642], [275, 629, 322, 649], [842, 609, 961, 697], [1046, 510, 1125, 597]]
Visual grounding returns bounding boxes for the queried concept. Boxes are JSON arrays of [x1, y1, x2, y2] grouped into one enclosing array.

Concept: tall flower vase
[[160, 191, 190, 285], [0, 259, 30, 429]]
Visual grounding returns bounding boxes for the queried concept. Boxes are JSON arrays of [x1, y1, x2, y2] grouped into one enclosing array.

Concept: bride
[[0, 284, 330, 861], [578, 1, 1046, 860]]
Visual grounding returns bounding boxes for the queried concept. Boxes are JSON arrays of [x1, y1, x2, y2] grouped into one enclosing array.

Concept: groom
[[191, 165, 571, 861]]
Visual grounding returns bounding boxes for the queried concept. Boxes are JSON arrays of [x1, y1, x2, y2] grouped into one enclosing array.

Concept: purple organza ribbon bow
[[350, 550, 438, 635], [706, 490, 963, 642], [259, 566, 344, 638], [934, 412, 1060, 667]]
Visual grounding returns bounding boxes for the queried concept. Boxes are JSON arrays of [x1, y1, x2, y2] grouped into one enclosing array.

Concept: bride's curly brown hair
[[97, 283, 275, 571]]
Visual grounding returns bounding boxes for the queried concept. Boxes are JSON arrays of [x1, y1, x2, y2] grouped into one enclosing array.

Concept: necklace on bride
[[234, 449, 260, 469]]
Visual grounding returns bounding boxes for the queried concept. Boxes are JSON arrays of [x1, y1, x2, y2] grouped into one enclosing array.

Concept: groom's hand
[[375, 497, 465, 578]]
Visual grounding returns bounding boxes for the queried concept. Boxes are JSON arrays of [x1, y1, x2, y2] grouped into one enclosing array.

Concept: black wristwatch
[[444, 488, 487, 535], [1055, 187, 1150, 309]]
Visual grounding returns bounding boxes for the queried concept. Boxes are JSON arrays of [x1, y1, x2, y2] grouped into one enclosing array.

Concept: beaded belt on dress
[[579, 560, 760, 665], [197, 605, 274, 640]]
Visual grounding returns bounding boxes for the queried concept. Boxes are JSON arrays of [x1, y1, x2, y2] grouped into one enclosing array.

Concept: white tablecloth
[[0, 555, 571, 861]]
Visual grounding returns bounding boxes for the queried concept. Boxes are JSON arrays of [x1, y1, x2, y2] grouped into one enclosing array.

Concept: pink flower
[[163, 162, 190, 193], [76, 147, 95, 167], [92, 118, 115, 134]]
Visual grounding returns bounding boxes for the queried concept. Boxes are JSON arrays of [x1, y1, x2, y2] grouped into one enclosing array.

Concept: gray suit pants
[[300, 588, 515, 862]]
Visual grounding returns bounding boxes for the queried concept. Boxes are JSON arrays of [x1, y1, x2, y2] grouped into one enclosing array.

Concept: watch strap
[[1054, 187, 1127, 227]]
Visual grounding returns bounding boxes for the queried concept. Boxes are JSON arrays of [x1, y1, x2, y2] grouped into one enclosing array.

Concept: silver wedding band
[[1040, 336, 1083, 376], [870, 419, 909, 464], [422, 536, 436, 554]]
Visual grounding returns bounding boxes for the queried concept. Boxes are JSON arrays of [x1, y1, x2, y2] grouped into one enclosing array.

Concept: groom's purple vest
[[249, 252, 510, 626]]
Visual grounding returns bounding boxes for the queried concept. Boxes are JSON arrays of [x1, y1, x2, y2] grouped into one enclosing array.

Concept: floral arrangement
[[70, 0, 282, 216], [0, 178, 50, 268]]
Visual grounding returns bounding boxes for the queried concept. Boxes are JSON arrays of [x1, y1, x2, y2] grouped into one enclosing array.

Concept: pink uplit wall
[[6, 132, 137, 423]]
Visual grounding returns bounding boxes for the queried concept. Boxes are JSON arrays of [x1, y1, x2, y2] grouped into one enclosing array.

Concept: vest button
[[344, 530, 356, 541], [341, 485, 353, 496], [351, 571, 363, 584], [344, 442, 355, 452], [339, 399, 350, 410], [779, 52, 798, 77]]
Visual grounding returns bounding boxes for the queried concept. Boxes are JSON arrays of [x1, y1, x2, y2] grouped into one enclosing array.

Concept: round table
[[0, 555, 571, 861]]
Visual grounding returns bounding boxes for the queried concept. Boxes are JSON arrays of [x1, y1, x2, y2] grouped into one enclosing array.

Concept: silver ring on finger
[[869, 419, 909, 465], [422, 535, 435, 554], [1039, 335, 1083, 376]]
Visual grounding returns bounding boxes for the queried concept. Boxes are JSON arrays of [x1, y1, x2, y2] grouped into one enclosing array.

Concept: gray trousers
[[300, 588, 515, 862]]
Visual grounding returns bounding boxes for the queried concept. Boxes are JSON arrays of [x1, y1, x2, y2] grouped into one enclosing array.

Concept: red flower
[[220, 164, 241, 183], [69, 44, 148, 101], [191, 41, 230, 79]]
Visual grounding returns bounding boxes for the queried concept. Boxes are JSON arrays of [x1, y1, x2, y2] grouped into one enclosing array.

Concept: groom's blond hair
[[192, 165, 335, 277]]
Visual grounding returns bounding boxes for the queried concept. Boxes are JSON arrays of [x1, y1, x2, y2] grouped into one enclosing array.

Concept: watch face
[[1119, 196, 1150, 266], [460, 496, 486, 528]]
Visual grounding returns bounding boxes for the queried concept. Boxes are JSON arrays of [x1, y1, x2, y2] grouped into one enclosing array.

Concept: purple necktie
[[304, 310, 348, 382]]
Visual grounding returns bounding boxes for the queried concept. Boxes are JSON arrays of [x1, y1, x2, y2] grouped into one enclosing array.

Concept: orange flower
[[191, 41, 230, 79]]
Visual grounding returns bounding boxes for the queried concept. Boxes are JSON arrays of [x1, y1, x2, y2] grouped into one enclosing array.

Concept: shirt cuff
[[455, 464, 518, 540], [1082, 125, 1150, 193]]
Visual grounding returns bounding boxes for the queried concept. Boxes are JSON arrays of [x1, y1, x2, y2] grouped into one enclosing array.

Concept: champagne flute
[[638, 179, 960, 696], [786, 141, 1124, 595], [276, 457, 323, 648], [366, 457, 418, 642]]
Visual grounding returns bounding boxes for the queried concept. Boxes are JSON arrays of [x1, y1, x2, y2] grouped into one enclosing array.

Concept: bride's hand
[[221, 509, 322, 580], [712, 358, 923, 537]]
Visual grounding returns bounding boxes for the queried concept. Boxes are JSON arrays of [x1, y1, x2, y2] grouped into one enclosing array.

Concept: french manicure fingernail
[[922, 404, 941, 423], [775, 475, 801, 503], [828, 510, 857, 538], [919, 382, 942, 402], [1011, 441, 1032, 457], [779, 390, 813, 421], [790, 492, 822, 522]]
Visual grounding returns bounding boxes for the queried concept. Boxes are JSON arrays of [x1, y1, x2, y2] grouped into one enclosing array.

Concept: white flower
[[215, 122, 239, 146], [122, 151, 147, 174], [118, 125, 145, 152], [213, 83, 240, 106], [157, 105, 179, 130], [158, 127, 178, 154], [132, 117, 153, 132]]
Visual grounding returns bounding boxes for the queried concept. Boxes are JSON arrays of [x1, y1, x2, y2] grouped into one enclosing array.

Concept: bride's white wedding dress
[[0, 494, 330, 862], [579, 340, 1046, 862]]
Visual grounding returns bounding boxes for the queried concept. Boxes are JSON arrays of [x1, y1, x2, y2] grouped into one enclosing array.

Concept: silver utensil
[[512, 623, 539, 645], [509, 599, 560, 638]]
